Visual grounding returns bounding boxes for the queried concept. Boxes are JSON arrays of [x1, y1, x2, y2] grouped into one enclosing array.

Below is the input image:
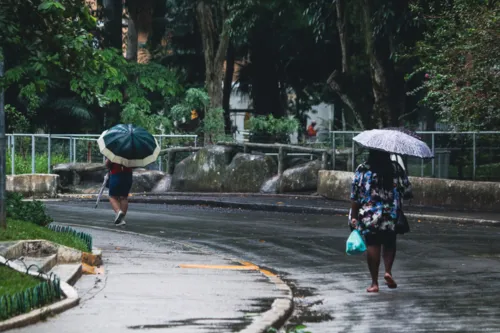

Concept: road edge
[[54, 223, 295, 333], [57, 195, 500, 226]]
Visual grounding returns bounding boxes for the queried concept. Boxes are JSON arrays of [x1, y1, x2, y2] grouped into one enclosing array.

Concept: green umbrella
[[97, 124, 160, 167]]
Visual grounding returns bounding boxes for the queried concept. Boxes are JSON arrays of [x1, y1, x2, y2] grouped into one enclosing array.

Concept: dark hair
[[367, 149, 394, 191]]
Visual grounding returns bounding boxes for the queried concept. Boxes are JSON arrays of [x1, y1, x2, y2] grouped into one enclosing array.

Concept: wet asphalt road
[[46, 202, 500, 333]]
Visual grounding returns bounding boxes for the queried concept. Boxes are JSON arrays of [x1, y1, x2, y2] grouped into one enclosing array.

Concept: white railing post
[[47, 134, 51, 173], [31, 135, 35, 174]]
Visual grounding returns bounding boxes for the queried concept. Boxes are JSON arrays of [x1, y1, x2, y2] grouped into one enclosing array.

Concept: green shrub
[[6, 193, 53, 227], [6, 153, 67, 174], [249, 115, 299, 143]]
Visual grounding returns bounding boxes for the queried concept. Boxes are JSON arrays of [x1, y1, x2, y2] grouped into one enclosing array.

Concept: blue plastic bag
[[346, 230, 367, 255]]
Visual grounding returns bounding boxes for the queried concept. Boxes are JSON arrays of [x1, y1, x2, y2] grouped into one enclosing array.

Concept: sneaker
[[114, 211, 126, 226]]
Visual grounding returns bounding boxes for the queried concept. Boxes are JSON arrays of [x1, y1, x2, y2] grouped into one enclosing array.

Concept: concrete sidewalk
[[13, 227, 291, 333], [60, 192, 500, 225]]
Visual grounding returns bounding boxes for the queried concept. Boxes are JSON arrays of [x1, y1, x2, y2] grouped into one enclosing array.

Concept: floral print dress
[[350, 162, 411, 235]]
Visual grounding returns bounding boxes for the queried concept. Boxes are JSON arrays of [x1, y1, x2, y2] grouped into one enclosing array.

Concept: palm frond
[[50, 97, 93, 120]]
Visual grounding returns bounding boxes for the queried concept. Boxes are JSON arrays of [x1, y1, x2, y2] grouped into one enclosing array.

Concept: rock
[[152, 175, 172, 193], [223, 153, 277, 192], [6, 174, 60, 198], [52, 163, 107, 187], [131, 169, 167, 193], [260, 175, 281, 194], [279, 160, 322, 193], [171, 146, 234, 192]]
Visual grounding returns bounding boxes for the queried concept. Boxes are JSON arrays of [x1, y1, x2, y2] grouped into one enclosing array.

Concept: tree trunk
[[362, 0, 405, 128], [136, 0, 153, 63], [126, 0, 138, 61], [336, 0, 349, 74], [195, 0, 230, 143], [103, 0, 123, 50], [150, 0, 167, 49], [0, 52, 6, 229], [327, 71, 366, 129], [223, 42, 235, 133], [195, 0, 229, 109], [250, 25, 286, 117]]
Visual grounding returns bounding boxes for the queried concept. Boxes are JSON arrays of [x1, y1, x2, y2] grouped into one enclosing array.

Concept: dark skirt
[[109, 172, 133, 197]]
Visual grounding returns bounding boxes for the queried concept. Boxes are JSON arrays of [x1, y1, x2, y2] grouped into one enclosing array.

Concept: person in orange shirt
[[307, 121, 317, 141]]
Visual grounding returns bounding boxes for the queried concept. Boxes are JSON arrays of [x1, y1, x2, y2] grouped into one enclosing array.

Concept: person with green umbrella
[[97, 124, 160, 226]]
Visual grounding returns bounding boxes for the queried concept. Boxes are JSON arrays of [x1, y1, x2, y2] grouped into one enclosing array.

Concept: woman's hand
[[350, 218, 358, 229]]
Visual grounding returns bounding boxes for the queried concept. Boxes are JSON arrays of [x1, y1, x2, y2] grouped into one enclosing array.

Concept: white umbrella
[[353, 129, 433, 159]]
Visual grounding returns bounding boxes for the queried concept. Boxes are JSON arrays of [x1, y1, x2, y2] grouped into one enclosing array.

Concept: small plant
[[248, 115, 299, 143], [267, 325, 312, 333], [203, 107, 226, 144], [6, 193, 53, 227]]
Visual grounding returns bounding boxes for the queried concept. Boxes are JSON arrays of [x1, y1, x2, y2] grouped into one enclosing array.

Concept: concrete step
[[13, 254, 57, 273], [49, 264, 83, 286]]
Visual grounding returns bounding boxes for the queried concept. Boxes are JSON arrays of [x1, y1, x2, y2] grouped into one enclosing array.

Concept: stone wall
[[317, 170, 500, 212], [6, 174, 60, 198]]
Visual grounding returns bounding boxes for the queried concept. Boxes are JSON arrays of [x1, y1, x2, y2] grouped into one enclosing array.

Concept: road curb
[[58, 195, 500, 226]]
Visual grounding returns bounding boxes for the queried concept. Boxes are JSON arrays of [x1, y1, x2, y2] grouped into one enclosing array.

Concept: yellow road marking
[[179, 261, 277, 277], [179, 264, 257, 270]]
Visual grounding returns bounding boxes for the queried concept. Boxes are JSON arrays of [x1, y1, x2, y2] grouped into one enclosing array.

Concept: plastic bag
[[346, 230, 367, 255]]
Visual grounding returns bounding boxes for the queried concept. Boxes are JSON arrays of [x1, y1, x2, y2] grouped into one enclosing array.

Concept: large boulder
[[52, 163, 107, 187], [279, 160, 322, 193], [223, 153, 277, 192], [131, 169, 167, 193], [6, 174, 60, 198], [171, 146, 234, 192]]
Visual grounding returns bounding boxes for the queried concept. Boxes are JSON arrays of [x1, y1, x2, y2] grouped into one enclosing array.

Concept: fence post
[[69, 137, 72, 163], [11, 135, 14, 175], [73, 137, 76, 163], [278, 147, 286, 175], [158, 136, 163, 171], [194, 136, 198, 148], [431, 133, 435, 177], [48, 134, 51, 173], [31, 135, 35, 174], [332, 132, 336, 170], [351, 136, 355, 171], [473, 133, 476, 180]]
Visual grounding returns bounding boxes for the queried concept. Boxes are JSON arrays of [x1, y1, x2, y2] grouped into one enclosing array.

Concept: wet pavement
[[14, 227, 284, 333], [37, 202, 500, 332]]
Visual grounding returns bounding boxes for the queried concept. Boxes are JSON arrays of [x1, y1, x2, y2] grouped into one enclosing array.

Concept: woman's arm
[[350, 170, 362, 227]]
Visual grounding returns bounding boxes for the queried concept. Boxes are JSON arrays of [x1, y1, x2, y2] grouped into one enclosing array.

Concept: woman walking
[[350, 149, 411, 292], [106, 158, 133, 226]]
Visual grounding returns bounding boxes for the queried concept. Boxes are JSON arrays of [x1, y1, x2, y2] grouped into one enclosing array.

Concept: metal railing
[[330, 131, 500, 181], [6, 133, 198, 175]]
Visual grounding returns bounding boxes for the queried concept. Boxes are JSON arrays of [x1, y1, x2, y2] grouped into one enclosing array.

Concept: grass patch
[[0, 219, 88, 252], [0, 265, 41, 297]]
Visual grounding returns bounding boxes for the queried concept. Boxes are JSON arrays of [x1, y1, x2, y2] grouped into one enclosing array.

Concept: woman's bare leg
[[367, 245, 381, 292], [383, 243, 398, 288], [120, 197, 129, 215], [109, 197, 121, 214]]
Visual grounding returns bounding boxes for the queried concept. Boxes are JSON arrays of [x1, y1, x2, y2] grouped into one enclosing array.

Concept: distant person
[[307, 121, 317, 142], [105, 158, 133, 226], [349, 149, 411, 292]]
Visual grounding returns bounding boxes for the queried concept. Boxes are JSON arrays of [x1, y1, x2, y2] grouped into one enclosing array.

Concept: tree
[[308, 0, 417, 129], [103, 0, 123, 49], [0, 49, 5, 229], [195, 0, 230, 110], [409, 0, 500, 130]]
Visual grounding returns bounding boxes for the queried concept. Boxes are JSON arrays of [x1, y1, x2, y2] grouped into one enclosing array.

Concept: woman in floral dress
[[350, 149, 411, 292]]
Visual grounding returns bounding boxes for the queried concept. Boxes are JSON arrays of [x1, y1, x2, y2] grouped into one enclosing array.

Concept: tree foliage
[[0, 0, 182, 134], [409, 0, 500, 130]]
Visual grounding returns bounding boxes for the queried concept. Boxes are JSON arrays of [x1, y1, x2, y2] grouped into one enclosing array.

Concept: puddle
[[128, 317, 250, 331]]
